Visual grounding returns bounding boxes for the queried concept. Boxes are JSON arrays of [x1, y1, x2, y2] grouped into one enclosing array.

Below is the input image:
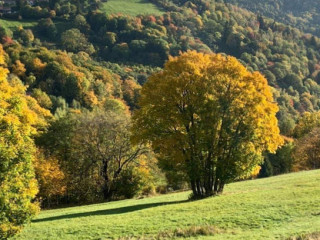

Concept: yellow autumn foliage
[[33, 150, 66, 205], [133, 51, 283, 197], [0, 44, 51, 239]]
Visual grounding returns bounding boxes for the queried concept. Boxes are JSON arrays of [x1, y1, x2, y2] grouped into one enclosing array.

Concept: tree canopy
[[133, 51, 283, 198], [293, 128, 320, 171]]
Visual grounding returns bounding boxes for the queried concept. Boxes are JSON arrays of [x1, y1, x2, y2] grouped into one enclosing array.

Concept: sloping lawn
[[101, 0, 164, 16], [14, 170, 320, 239], [0, 19, 37, 31]]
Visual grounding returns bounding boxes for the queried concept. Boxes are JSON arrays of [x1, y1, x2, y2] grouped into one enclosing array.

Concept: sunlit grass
[[0, 19, 37, 31], [101, 0, 164, 16], [14, 170, 320, 239]]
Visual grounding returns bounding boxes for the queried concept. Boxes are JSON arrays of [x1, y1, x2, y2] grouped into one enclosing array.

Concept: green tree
[[37, 18, 57, 39], [293, 111, 320, 138], [260, 142, 295, 177], [73, 14, 90, 32], [133, 51, 283, 198], [61, 28, 95, 55], [39, 110, 146, 201]]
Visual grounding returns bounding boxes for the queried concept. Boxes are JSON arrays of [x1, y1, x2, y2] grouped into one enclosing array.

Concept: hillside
[[225, 0, 320, 36], [1, 1, 320, 238], [2, 0, 320, 136], [2, 0, 320, 132], [14, 170, 320, 240]]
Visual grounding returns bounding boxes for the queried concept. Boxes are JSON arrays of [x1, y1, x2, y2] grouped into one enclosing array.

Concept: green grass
[[0, 19, 37, 31], [101, 0, 164, 16], [15, 170, 320, 239]]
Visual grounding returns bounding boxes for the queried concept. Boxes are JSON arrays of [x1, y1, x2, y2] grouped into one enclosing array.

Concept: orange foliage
[[12, 60, 26, 77]]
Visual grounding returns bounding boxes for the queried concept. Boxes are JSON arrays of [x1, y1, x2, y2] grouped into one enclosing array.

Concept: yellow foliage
[[84, 90, 99, 107], [194, 17, 203, 28], [0, 45, 5, 65], [133, 51, 283, 195], [12, 60, 26, 77], [133, 155, 156, 196], [0, 44, 51, 238], [294, 111, 320, 138], [33, 57, 47, 73], [33, 150, 66, 200]]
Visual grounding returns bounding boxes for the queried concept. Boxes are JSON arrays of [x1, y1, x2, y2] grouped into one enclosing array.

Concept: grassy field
[[0, 19, 37, 31], [101, 0, 164, 16], [14, 170, 320, 239]]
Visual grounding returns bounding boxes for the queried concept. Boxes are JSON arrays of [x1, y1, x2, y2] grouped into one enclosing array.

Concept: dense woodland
[[1, 0, 320, 238], [225, 0, 320, 37]]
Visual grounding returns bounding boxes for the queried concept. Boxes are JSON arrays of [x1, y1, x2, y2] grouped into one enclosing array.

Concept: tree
[[73, 14, 90, 32], [122, 78, 141, 109], [72, 110, 146, 199], [293, 128, 320, 170], [39, 110, 146, 201], [133, 51, 283, 198], [31, 88, 53, 109], [61, 28, 95, 55], [37, 18, 57, 39], [260, 141, 295, 177], [17, 29, 34, 46], [103, 32, 117, 46], [33, 150, 66, 208], [293, 111, 320, 138], [12, 60, 26, 77], [0, 46, 50, 238]]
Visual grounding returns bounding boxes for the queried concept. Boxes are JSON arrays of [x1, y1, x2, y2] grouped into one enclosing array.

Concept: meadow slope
[[101, 0, 164, 16], [15, 170, 320, 240], [0, 19, 37, 31]]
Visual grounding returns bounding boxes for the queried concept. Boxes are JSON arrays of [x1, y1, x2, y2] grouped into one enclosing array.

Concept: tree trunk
[[188, 156, 220, 198], [204, 175, 214, 196], [103, 187, 112, 200], [102, 161, 111, 200], [191, 180, 196, 196], [196, 179, 202, 196], [190, 177, 216, 198], [218, 182, 225, 194], [213, 177, 219, 194]]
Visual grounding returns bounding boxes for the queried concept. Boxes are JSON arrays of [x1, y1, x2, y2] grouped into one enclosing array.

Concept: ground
[[14, 170, 320, 239], [101, 0, 164, 16], [0, 19, 37, 32]]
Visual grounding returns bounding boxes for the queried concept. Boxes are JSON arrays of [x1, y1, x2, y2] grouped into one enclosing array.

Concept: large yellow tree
[[0, 45, 50, 239], [133, 51, 283, 198]]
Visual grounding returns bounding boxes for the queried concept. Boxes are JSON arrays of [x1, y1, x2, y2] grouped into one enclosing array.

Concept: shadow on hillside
[[32, 199, 188, 223]]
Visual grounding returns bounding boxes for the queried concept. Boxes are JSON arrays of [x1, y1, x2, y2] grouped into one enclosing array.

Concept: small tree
[[40, 110, 147, 201], [133, 51, 283, 198], [33, 150, 66, 208], [37, 18, 57, 39], [61, 28, 95, 55], [293, 128, 320, 171], [72, 111, 146, 199], [293, 111, 320, 138]]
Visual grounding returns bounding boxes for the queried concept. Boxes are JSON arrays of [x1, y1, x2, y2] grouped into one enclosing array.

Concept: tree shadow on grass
[[32, 199, 189, 223]]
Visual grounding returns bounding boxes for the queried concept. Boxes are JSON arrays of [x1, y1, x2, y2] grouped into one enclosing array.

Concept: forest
[[0, 0, 320, 239], [225, 0, 320, 37]]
